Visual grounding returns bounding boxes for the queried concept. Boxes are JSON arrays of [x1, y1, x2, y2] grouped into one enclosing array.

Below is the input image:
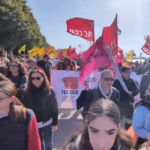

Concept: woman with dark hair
[[57, 61, 66, 70], [7, 60, 28, 98], [64, 57, 74, 70], [21, 69, 58, 150], [0, 81, 40, 150], [64, 99, 132, 150]]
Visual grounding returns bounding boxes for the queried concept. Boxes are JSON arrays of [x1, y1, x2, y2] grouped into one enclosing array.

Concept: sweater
[[0, 108, 41, 150]]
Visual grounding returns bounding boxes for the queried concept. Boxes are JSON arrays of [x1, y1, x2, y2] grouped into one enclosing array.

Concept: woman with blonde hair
[[0, 81, 40, 150]]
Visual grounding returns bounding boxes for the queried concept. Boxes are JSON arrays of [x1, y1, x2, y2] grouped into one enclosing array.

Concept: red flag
[[66, 17, 95, 42], [115, 47, 125, 65], [141, 43, 150, 55], [103, 14, 118, 56], [57, 50, 63, 59], [80, 36, 111, 85]]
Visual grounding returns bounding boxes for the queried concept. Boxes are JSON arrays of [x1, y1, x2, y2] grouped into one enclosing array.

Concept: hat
[[28, 57, 36, 63], [43, 54, 50, 59]]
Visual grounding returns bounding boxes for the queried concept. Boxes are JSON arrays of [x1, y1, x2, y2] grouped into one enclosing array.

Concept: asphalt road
[[53, 109, 83, 149]]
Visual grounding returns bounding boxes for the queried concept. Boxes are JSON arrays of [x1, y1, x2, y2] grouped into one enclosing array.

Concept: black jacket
[[83, 87, 120, 112], [140, 71, 150, 99], [21, 88, 58, 126], [113, 78, 139, 103]]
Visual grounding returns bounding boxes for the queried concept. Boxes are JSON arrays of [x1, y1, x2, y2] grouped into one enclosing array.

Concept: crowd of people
[[0, 49, 150, 150]]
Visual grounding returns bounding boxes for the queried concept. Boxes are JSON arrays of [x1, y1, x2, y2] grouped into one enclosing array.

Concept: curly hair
[[7, 59, 28, 77]]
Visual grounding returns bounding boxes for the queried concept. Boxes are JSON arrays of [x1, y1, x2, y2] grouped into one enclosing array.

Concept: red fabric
[[66, 17, 95, 42], [115, 47, 125, 65], [66, 46, 73, 60], [35, 66, 44, 71], [141, 43, 150, 55], [28, 66, 44, 72], [57, 50, 63, 59], [103, 14, 118, 56], [80, 36, 111, 85], [28, 115, 41, 150]]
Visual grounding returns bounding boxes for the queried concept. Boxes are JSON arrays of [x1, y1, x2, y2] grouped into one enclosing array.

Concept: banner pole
[[104, 45, 128, 92]]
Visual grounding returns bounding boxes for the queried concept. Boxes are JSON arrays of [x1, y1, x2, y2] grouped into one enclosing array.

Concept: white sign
[[51, 70, 142, 109]]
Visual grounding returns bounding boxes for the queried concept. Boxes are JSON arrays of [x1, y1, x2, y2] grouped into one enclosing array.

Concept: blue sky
[[26, 0, 150, 56]]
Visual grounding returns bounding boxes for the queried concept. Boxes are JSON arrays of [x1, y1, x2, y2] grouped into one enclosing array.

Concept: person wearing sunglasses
[[113, 66, 139, 130], [0, 81, 41, 150], [21, 69, 58, 150], [27, 57, 43, 73], [82, 69, 120, 118]]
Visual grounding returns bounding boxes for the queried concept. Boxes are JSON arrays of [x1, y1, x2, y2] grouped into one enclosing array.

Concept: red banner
[[66, 17, 95, 42], [80, 36, 110, 85], [141, 43, 150, 55], [102, 14, 118, 56]]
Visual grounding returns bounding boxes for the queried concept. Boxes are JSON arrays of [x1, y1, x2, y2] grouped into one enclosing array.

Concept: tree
[[0, 0, 50, 54]]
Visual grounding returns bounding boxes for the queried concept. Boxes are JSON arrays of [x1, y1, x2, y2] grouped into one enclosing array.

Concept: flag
[[18, 45, 26, 53], [126, 50, 134, 62], [103, 14, 118, 56], [115, 47, 125, 65], [66, 17, 95, 42], [80, 36, 110, 85], [141, 43, 150, 55], [57, 50, 63, 59]]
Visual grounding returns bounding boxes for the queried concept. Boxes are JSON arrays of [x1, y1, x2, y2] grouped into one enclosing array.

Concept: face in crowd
[[9, 62, 19, 74], [121, 67, 131, 80], [85, 99, 120, 150], [100, 70, 114, 89], [31, 72, 44, 88]]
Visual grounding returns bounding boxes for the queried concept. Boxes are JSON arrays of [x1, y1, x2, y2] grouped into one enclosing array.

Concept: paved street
[[53, 109, 83, 149]]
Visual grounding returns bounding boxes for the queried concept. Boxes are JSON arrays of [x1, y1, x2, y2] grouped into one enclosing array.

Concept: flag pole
[[104, 44, 128, 92]]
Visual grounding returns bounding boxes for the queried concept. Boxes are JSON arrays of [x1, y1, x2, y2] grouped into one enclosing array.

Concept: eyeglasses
[[27, 61, 32, 63], [31, 77, 42, 81], [0, 96, 11, 102], [9, 65, 18, 68], [103, 78, 114, 81]]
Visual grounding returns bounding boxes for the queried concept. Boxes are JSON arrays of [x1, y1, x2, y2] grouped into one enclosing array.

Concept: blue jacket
[[132, 106, 150, 139]]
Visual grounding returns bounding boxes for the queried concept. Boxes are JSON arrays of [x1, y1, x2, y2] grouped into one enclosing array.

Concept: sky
[[26, 0, 150, 57]]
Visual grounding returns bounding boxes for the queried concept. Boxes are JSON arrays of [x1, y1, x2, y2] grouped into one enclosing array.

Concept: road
[[53, 109, 83, 149]]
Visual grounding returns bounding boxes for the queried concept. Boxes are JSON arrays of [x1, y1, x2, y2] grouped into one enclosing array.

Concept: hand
[[141, 142, 150, 149], [51, 126, 57, 132], [127, 91, 132, 96]]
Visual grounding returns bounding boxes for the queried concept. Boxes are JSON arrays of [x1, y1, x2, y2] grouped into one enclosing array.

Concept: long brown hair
[[63, 99, 133, 150], [0, 81, 24, 120], [26, 69, 50, 93], [7, 59, 28, 77]]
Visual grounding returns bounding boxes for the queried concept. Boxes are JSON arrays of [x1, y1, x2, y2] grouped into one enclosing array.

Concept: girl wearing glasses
[[0, 81, 40, 150], [21, 69, 58, 150], [63, 99, 132, 150], [7, 60, 28, 99]]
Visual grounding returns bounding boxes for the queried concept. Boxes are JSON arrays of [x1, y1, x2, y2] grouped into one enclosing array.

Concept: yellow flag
[[28, 46, 38, 57], [49, 47, 57, 57], [126, 50, 134, 62], [18, 45, 26, 53], [38, 47, 45, 55], [63, 49, 67, 56]]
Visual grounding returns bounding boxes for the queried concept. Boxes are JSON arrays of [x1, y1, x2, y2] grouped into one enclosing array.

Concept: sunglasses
[[9, 65, 18, 68], [103, 78, 114, 81], [31, 77, 42, 81]]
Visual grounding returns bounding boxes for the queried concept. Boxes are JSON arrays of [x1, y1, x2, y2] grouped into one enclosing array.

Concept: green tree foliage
[[0, 0, 50, 54]]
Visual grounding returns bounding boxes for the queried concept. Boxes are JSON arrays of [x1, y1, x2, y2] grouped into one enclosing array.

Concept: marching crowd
[[0, 49, 150, 150]]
